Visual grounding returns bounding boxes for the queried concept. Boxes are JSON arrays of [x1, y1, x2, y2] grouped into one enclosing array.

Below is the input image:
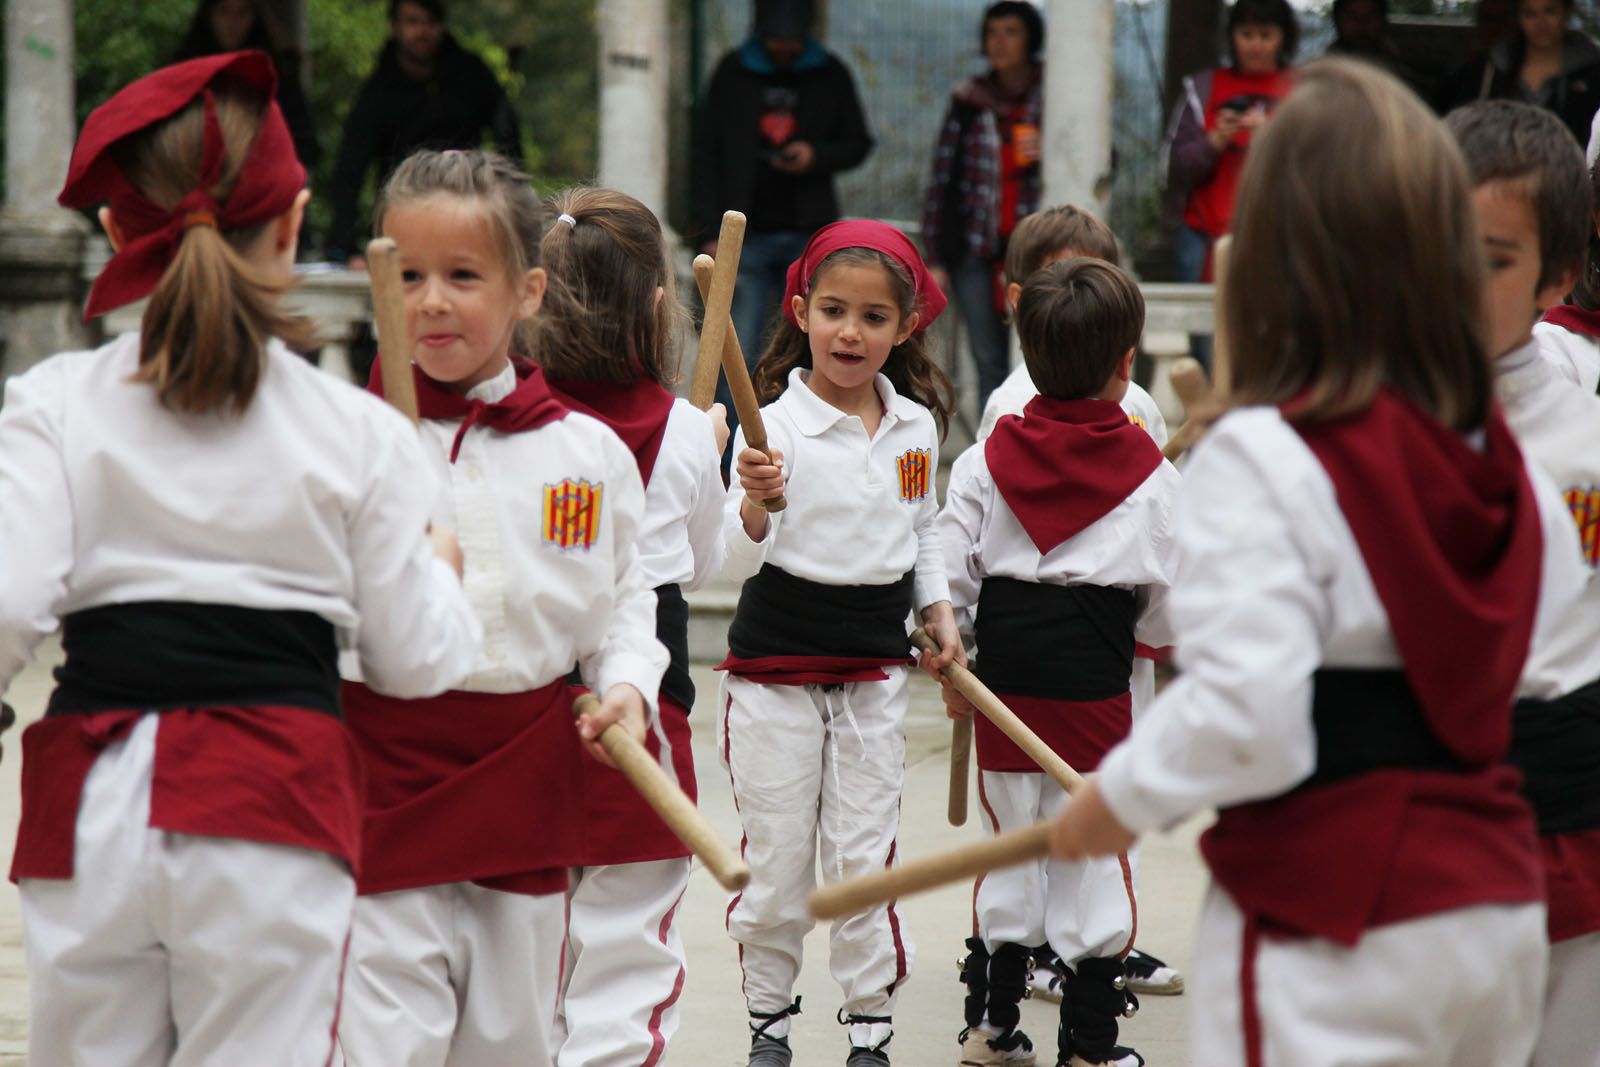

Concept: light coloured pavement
[[0, 648, 1209, 1066]]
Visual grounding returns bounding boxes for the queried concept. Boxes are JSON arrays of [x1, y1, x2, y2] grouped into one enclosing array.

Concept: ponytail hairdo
[[59, 53, 314, 416], [373, 149, 548, 357], [538, 186, 684, 386], [753, 220, 955, 436]]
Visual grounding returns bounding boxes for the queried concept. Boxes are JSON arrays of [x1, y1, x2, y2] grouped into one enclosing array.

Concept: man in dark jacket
[[693, 0, 873, 411], [326, 0, 522, 265]]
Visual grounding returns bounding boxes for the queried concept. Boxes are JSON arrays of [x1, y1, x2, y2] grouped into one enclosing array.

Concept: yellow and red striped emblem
[[1565, 486, 1600, 567], [543, 479, 604, 551], [896, 448, 931, 503]]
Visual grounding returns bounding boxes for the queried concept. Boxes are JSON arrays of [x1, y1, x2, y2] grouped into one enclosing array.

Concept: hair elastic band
[[182, 208, 218, 230], [557, 213, 577, 228]]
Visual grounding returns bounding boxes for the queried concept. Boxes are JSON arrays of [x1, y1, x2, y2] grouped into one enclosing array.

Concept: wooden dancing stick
[[810, 823, 1052, 921], [948, 717, 972, 827], [364, 237, 419, 424], [693, 254, 787, 513], [909, 628, 1085, 795], [1160, 357, 1219, 463], [572, 694, 751, 892], [689, 211, 747, 411], [1210, 234, 1235, 399]]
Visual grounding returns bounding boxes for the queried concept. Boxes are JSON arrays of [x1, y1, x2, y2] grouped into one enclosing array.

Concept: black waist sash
[[728, 564, 914, 661], [655, 583, 695, 711], [973, 577, 1135, 701], [48, 601, 340, 718], [1509, 677, 1600, 835], [1298, 668, 1466, 791]]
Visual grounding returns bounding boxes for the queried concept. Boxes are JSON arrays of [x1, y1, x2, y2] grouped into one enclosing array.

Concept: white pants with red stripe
[[975, 769, 1138, 962], [20, 714, 352, 1067], [553, 858, 690, 1067], [1532, 929, 1600, 1067], [338, 882, 565, 1067], [719, 670, 915, 1051], [1190, 885, 1545, 1067]]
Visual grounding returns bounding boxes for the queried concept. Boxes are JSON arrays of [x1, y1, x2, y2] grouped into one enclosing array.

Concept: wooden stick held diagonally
[[811, 824, 1053, 921], [910, 628, 1085, 795], [693, 255, 787, 513], [364, 237, 419, 423], [572, 694, 751, 892], [948, 717, 972, 827], [689, 211, 746, 411]]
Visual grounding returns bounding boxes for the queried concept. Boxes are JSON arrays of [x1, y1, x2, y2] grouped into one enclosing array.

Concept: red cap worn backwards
[[782, 219, 947, 333], [59, 51, 307, 321]]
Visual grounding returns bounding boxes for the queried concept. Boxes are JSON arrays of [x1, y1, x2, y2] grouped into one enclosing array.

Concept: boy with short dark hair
[[940, 258, 1178, 1067], [1447, 98, 1600, 1067]]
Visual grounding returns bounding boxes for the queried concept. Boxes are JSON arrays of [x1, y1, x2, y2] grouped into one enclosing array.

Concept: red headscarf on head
[[782, 220, 947, 333], [58, 51, 308, 321]]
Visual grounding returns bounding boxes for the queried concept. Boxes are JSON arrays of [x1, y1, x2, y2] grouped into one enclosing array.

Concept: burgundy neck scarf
[[368, 357, 568, 462], [544, 376, 676, 488]]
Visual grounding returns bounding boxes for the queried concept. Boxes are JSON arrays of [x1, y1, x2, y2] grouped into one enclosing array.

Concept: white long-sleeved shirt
[[938, 441, 1179, 650], [722, 368, 951, 611], [977, 363, 1170, 448], [1496, 341, 1600, 698], [640, 398, 726, 591], [392, 361, 667, 707], [1097, 405, 1585, 834], [1533, 319, 1600, 395], [0, 334, 481, 699]]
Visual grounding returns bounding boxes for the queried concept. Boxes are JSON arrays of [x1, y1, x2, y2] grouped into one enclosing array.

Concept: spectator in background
[[1466, 0, 1600, 146], [1162, 0, 1297, 367], [692, 0, 873, 453], [1438, 0, 1519, 112], [920, 1, 1045, 412], [176, 0, 321, 175], [1325, 0, 1433, 100], [326, 0, 523, 266]]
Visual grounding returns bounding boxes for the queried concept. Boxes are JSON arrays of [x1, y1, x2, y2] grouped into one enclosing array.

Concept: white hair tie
[[557, 213, 577, 227]]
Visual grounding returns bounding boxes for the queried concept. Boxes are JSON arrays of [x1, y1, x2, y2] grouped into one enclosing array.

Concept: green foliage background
[[4, 0, 599, 251]]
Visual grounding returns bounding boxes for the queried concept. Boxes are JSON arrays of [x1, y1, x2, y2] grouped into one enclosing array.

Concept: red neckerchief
[[1291, 388, 1543, 764], [985, 396, 1164, 555], [368, 357, 568, 462], [545, 376, 675, 488], [1541, 302, 1600, 339]]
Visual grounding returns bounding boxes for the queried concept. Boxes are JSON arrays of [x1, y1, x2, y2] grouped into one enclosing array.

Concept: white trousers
[[339, 882, 566, 1067], [719, 670, 915, 1050], [1531, 929, 1600, 1067], [553, 858, 690, 1067], [20, 714, 352, 1067], [975, 770, 1138, 962], [1190, 885, 1546, 1067]]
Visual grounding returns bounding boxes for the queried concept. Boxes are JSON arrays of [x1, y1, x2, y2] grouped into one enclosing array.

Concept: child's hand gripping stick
[[910, 628, 1085, 795], [810, 822, 1053, 921], [689, 211, 746, 410], [571, 693, 751, 892], [364, 237, 420, 424], [693, 248, 788, 513]]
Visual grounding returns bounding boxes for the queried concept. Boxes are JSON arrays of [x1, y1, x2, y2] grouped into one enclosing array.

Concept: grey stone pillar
[[2, 0, 90, 381], [598, 0, 671, 225]]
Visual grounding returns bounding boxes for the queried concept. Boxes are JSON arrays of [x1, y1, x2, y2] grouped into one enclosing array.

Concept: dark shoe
[[1124, 948, 1184, 995], [847, 1047, 891, 1066], [747, 1034, 793, 1067]]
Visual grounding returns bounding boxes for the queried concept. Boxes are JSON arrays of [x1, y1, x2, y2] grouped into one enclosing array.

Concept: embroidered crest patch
[[543, 479, 603, 551], [1565, 486, 1600, 567], [896, 448, 931, 503]]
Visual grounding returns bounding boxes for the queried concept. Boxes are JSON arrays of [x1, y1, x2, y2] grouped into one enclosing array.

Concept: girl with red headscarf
[[717, 220, 961, 1067], [2, 53, 480, 1065]]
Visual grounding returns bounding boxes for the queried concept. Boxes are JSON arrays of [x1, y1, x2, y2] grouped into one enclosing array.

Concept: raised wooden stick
[[810, 823, 1052, 920], [1211, 234, 1234, 399], [1160, 356, 1219, 463], [364, 237, 419, 423], [693, 254, 786, 513], [573, 694, 750, 891], [948, 717, 972, 827], [910, 629, 1085, 795], [689, 211, 746, 411]]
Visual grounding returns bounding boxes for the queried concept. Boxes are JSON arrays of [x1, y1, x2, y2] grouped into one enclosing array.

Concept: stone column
[[1041, 0, 1115, 216], [1, 0, 90, 382], [597, 0, 672, 225]]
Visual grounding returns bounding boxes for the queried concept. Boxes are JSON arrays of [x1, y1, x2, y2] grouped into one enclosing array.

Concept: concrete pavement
[[0, 647, 1209, 1066]]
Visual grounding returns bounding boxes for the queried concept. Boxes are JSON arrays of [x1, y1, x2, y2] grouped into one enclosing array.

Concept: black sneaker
[[846, 1047, 890, 1066], [748, 1033, 793, 1067]]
